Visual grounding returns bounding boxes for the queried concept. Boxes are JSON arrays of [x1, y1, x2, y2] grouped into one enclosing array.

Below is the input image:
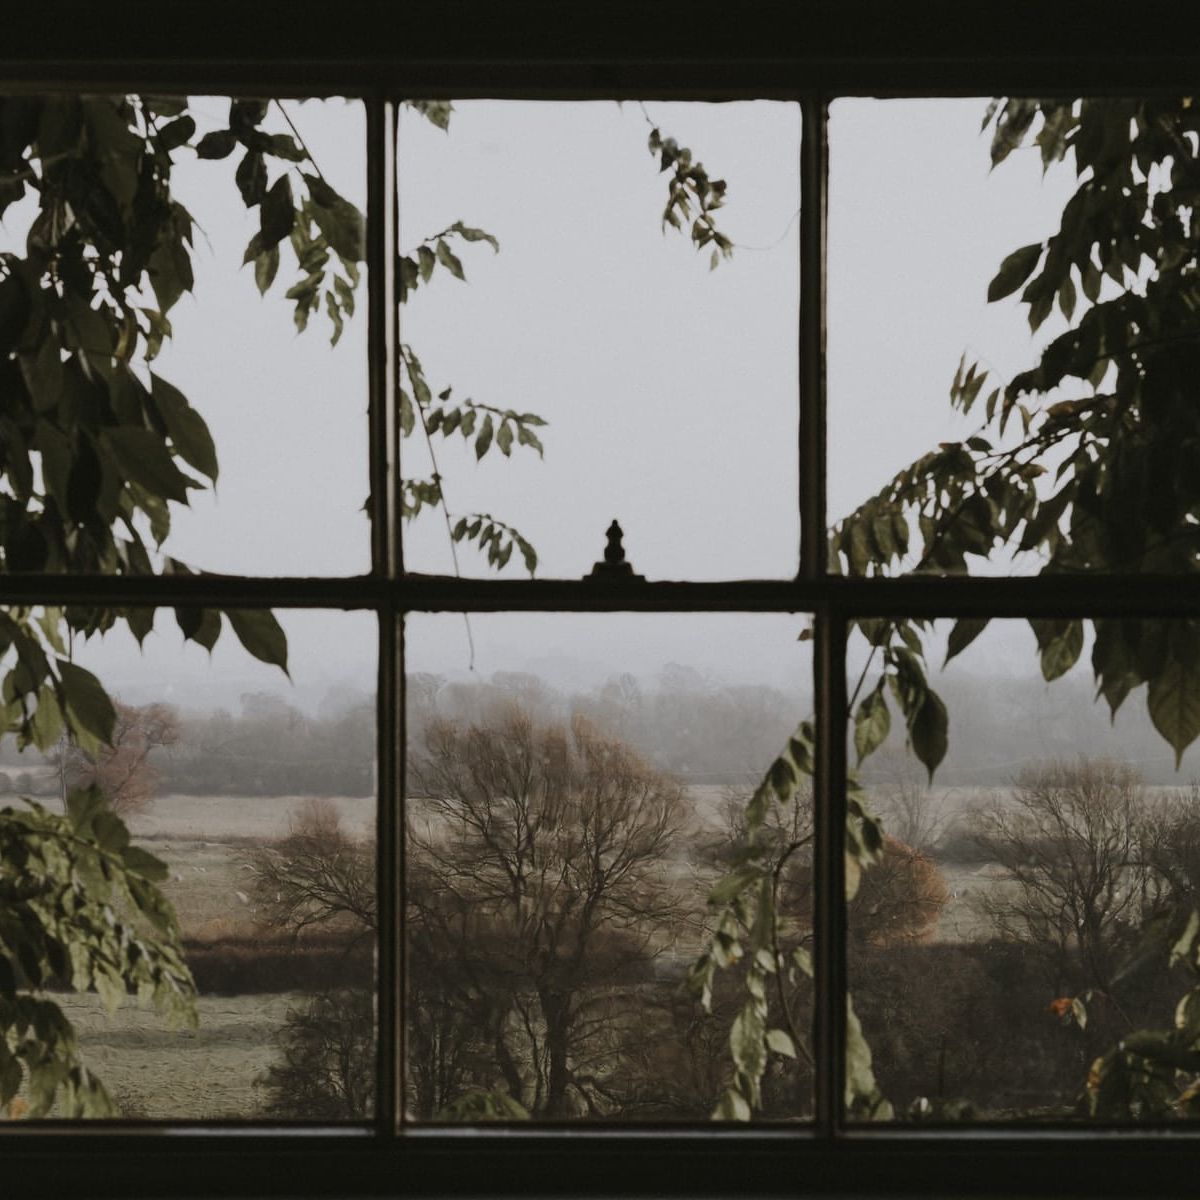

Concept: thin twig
[[408, 359, 476, 669], [770, 834, 817, 1071], [274, 99, 329, 186]]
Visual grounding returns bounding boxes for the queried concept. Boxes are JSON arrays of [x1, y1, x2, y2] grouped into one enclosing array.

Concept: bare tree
[[247, 798, 376, 940], [57, 700, 179, 817], [866, 749, 952, 855], [970, 759, 1155, 993], [259, 989, 374, 1120], [408, 705, 687, 1118], [851, 836, 950, 948], [1140, 782, 1200, 912]]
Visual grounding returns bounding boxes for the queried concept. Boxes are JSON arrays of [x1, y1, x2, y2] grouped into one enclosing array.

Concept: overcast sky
[[4, 96, 1117, 726]]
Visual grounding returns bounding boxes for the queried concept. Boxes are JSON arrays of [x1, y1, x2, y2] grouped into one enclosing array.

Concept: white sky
[[4, 96, 1112, 716]]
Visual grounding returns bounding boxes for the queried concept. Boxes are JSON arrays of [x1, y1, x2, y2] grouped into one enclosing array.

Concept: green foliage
[[450, 514, 538, 574], [0, 92, 350, 1116], [435, 1088, 530, 1122], [832, 95, 1200, 767], [1065, 906, 1200, 1119], [397, 221, 499, 302], [714, 95, 1200, 1124], [689, 719, 891, 1120], [0, 787, 196, 1117], [397, 344, 542, 577], [404, 100, 454, 133], [646, 125, 732, 270]]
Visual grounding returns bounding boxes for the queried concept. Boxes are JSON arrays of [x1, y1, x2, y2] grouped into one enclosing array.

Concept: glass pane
[[847, 616, 1200, 1122], [828, 98, 1157, 577], [397, 100, 800, 580], [404, 612, 812, 1121], [0, 607, 376, 1120], [0, 95, 368, 576]]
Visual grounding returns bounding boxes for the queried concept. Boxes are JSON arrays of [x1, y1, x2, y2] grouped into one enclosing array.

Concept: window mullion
[[368, 94, 398, 579], [799, 93, 828, 582], [813, 608, 849, 1137], [368, 92, 402, 1136]]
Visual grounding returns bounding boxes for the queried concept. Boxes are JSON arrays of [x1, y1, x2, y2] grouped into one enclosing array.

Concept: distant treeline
[[0, 662, 1195, 799], [406, 667, 809, 785]]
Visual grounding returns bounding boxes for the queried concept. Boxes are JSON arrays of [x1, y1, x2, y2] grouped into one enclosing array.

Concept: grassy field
[[22, 781, 1070, 1118], [35, 794, 374, 1119], [66, 992, 302, 1120]]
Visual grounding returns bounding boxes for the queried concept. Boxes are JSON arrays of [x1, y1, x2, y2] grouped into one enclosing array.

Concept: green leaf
[[194, 129, 237, 159], [266, 133, 306, 162], [475, 414, 494, 460], [909, 688, 948, 782], [235, 150, 267, 207], [449, 222, 499, 252], [125, 607, 155, 646], [1148, 655, 1200, 769], [67, 784, 107, 830], [709, 865, 761, 906], [57, 660, 116, 745], [729, 1002, 766, 1094], [304, 175, 365, 262], [406, 100, 453, 131], [225, 608, 289, 675], [765, 1028, 797, 1058], [1170, 910, 1200, 970], [120, 844, 168, 882], [150, 373, 218, 482], [176, 606, 222, 652], [156, 115, 195, 152], [1057, 274, 1078, 322], [712, 1088, 751, 1121], [845, 995, 893, 1119], [258, 174, 295, 249], [987, 243, 1043, 302], [1031, 618, 1084, 682], [255, 244, 281, 294], [436, 239, 465, 280], [769, 754, 796, 802], [944, 617, 989, 666], [102, 427, 195, 505], [853, 687, 891, 765]]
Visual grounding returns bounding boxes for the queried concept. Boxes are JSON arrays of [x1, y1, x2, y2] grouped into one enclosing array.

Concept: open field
[[131, 792, 376, 844], [65, 992, 303, 1120], [25, 776, 1186, 1119]]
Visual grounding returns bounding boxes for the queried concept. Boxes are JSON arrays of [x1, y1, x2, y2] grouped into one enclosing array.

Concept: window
[[4, 5, 1200, 1197]]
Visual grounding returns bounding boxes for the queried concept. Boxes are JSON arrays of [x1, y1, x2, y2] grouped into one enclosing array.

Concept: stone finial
[[587, 519, 643, 581]]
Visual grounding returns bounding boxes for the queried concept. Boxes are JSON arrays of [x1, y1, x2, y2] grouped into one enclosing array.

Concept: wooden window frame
[[5, 3, 1200, 1196]]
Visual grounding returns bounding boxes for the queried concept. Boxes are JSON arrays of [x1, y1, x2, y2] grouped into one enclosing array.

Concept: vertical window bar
[[367, 95, 398, 579], [798, 95, 828, 581], [368, 93, 402, 1135], [813, 608, 848, 1136]]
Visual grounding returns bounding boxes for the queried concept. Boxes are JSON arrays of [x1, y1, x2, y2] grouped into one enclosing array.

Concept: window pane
[[0, 607, 376, 1120], [847, 616, 1200, 1122], [0, 95, 368, 577], [397, 100, 800, 581], [828, 98, 1145, 577], [404, 612, 812, 1121]]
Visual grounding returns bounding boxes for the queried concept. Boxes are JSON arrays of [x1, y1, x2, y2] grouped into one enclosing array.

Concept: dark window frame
[[6, 4, 1200, 1196]]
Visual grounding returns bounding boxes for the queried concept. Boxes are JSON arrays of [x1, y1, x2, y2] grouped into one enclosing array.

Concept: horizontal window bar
[[5, 573, 1200, 617], [0, 2, 1197, 90], [1, 64, 1200, 98], [13, 1131, 1200, 1197]]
